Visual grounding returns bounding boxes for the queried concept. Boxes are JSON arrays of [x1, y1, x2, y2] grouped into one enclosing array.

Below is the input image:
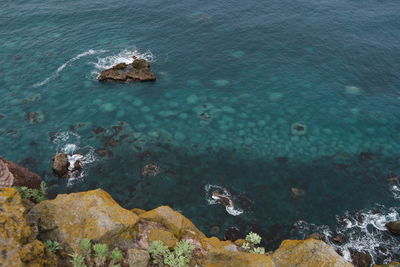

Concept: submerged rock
[[352, 251, 372, 267], [98, 58, 156, 82], [291, 188, 305, 198], [52, 153, 69, 178], [291, 123, 307, 136], [385, 221, 400, 235], [0, 156, 41, 189], [141, 163, 160, 177], [272, 239, 352, 267], [0, 160, 14, 188], [24, 111, 44, 124], [27, 189, 139, 252]]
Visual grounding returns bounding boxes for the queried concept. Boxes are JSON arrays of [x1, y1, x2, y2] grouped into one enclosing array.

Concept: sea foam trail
[[91, 49, 155, 78], [33, 49, 107, 88]]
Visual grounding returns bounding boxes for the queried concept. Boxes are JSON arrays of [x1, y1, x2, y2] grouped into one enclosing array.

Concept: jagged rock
[[333, 233, 345, 243], [52, 153, 69, 178], [127, 248, 150, 267], [271, 239, 353, 267], [0, 188, 50, 266], [291, 123, 307, 136], [0, 160, 14, 188], [385, 221, 400, 235], [202, 237, 274, 267], [27, 189, 139, 252], [0, 156, 41, 189], [98, 58, 156, 82], [352, 251, 372, 267], [139, 206, 206, 239]]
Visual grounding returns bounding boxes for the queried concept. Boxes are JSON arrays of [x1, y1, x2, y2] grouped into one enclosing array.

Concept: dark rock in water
[[74, 160, 82, 171], [141, 164, 160, 177], [386, 221, 400, 235], [291, 123, 307, 136], [98, 58, 156, 82], [24, 111, 44, 124], [0, 156, 41, 189], [93, 127, 105, 134], [291, 188, 305, 198], [224, 226, 241, 241], [359, 151, 373, 161], [15, 54, 23, 60], [0, 114, 5, 119], [332, 233, 345, 243], [306, 233, 325, 241], [212, 191, 232, 207], [209, 225, 220, 235], [95, 148, 114, 158], [386, 172, 399, 183], [276, 156, 288, 164], [352, 251, 372, 267], [52, 153, 69, 178]]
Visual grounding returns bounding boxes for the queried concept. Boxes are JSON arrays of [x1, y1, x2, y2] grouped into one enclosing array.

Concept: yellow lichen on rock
[[149, 228, 178, 248], [139, 205, 206, 239], [272, 239, 353, 267], [27, 189, 139, 252], [0, 188, 48, 266]]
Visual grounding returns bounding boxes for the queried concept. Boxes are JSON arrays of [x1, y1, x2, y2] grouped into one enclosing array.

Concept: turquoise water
[[1, 0, 400, 263]]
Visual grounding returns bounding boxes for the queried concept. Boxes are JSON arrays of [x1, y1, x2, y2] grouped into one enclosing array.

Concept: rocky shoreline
[[0, 158, 399, 267]]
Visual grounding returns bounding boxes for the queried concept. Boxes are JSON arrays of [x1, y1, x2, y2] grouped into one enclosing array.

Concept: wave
[[91, 49, 155, 78], [33, 49, 107, 88], [294, 206, 400, 264], [205, 184, 243, 216]]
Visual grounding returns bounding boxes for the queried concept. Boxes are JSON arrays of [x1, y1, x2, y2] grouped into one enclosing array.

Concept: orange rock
[[131, 208, 146, 215], [28, 189, 139, 252], [272, 239, 353, 267], [149, 228, 178, 248], [139, 206, 206, 239]]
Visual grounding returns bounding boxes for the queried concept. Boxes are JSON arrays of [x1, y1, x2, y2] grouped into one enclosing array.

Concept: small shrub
[[70, 252, 86, 267], [93, 243, 109, 266], [15, 181, 48, 203], [148, 240, 195, 267], [242, 232, 265, 254], [44, 240, 61, 252], [109, 248, 123, 266]]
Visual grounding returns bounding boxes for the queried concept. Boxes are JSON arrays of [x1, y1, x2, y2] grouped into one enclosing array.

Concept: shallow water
[[1, 0, 400, 263]]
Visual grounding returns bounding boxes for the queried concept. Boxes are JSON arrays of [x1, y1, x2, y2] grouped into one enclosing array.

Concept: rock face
[[127, 248, 150, 267], [0, 188, 48, 266], [52, 153, 69, 178], [271, 239, 353, 267], [139, 205, 206, 239], [0, 156, 41, 189], [352, 251, 372, 267], [98, 58, 156, 82], [385, 221, 400, 235], [27, 189, 139, 252], [0, 160, 14, 188], [202, 237, 273, 267]]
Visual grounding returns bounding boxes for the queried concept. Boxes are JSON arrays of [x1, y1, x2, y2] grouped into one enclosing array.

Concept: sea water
[[1, 0, 400, 263]]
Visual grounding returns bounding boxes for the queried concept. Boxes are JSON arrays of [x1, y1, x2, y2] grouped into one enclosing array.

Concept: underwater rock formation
[[0, 156, 41, 189], [98, 58, 156, 82], [142, 163, 160, 177], [0, 160, 14, 188]]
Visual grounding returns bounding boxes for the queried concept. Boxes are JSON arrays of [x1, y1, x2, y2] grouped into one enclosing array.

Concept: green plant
[[44, 240, 61, 252], [93, 243, 109, 266], [148, 240, 195, 267], [15, 181, 48, 203], [241, 232, 265, 254], [70, 252, 87, 267], [109, 248, 123, 267]]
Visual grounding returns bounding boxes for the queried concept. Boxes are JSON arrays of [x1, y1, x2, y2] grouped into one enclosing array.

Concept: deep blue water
[[1, 0, 400, 263]]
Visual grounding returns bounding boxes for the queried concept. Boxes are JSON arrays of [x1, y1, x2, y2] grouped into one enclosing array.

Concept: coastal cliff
[[0, 187, 373, 267]]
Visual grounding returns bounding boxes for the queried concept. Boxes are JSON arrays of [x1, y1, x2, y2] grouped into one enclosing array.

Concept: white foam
[[33, 49, 107, 88], [294, 206, 400, 264], [390, 185, 400, 199], [91, 49, 155, 78], [205, 184, 243, 216]]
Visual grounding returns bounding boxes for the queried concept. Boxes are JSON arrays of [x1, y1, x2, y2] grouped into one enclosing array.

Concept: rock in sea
[[385, 220, 400, 235], [98, 58, 156, 82], [52, 153, 69, 178]]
